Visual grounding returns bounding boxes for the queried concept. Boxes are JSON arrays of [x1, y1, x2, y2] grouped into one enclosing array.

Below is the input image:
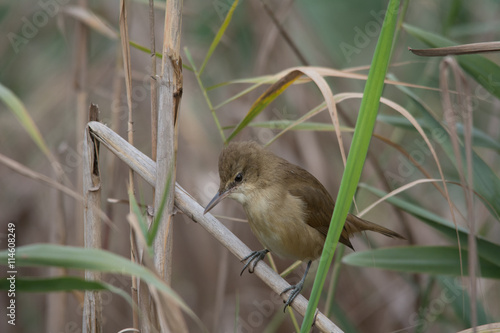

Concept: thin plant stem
[[184, 47, 227, 142]]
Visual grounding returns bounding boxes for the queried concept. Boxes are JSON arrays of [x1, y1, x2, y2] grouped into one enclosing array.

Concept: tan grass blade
[[333, 93, 455, 223], [457, 322, 500, 333], [0, 152, 116, 229], [217, 66, 440, 119], [0, 153, 80, 202], [379, 96, 458, 231], [62, 6, 118, 39], [299, 67, 347, 166], [358, 178, 444, 218]]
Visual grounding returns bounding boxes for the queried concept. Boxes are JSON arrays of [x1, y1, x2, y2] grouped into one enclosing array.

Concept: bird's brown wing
[[283, 162, 355, 249]]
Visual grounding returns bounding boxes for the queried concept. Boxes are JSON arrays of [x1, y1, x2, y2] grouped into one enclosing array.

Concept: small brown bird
[[204, 141, 404, 309]]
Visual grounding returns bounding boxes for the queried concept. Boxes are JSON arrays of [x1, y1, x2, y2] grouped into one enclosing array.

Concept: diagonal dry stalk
[[88, 121, 342, 333]]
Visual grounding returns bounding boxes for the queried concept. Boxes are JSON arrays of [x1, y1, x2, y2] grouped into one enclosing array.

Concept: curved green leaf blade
[[129, 40, 162, 58], [227, 70, 303, 142], [0, 83, 51, 157], [0, 244, 203, 328], [0, 276, 134, 307], [342, 246, 500, 279], [199, 0, 239, 76], [1, 276, 109, 292], [248, 120, 352, 132], [0, 276, 136, 318]]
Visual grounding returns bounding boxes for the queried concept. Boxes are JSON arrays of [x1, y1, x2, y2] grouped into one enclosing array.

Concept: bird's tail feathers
[[345, 214, 405, 240]]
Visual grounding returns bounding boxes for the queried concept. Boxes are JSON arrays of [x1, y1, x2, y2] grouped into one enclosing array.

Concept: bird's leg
[[240, 249, 269, 275], [280, 260, 312, 311]]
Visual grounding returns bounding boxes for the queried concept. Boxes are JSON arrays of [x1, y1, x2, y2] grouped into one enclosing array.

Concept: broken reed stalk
[[87, 121, 342, 333], [83, 105, 103, 333], [103, 46, 124, 249], [155, 0, 183, 283]]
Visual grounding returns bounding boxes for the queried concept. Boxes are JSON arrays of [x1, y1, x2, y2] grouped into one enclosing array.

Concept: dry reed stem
[[410, 41, 500, 56], [149, 0, 158, 161], [154, 0, 183, 282], [87, 121, 341, 333], [104, 46, 125, 249], [148, 0, 187, 331], [65, 0, 89, 332], [83, 105, 103, 333], [118, 1, 142, 330], [440, 57, 477, 331], [73, 0, 88, 233]]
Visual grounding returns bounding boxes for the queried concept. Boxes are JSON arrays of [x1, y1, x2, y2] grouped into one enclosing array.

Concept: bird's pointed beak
[[204, 188, 232, 214]]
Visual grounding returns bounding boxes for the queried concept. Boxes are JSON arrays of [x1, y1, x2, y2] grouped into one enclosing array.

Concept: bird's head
[[204, 141, 271, 214]]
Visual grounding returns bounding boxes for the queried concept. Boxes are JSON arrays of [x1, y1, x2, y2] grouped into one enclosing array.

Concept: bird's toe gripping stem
[[240, 249, 269, 275]]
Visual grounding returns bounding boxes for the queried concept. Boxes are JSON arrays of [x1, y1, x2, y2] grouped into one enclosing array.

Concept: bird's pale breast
[[241, 187, 325, 261]]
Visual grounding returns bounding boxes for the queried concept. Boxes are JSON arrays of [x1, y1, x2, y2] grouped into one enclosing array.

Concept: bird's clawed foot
[[280, 281, 304, 312], [279, 260, 312, 312], [240, 249, 269, 275]]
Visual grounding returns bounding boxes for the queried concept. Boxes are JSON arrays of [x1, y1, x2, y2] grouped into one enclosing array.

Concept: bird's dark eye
[[234, 173, 243, 183]]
